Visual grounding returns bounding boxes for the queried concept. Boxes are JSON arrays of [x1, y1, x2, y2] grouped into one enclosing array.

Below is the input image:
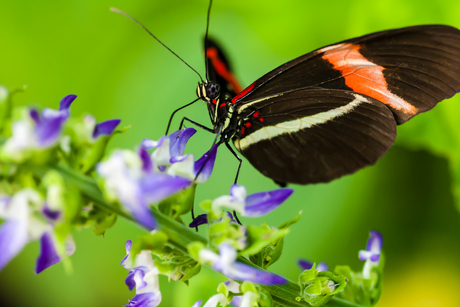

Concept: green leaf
[[278, 211, 302, 229], [180, 262, 201, 283], [92, 212, 117, 236], [242, 223, 289, 256]]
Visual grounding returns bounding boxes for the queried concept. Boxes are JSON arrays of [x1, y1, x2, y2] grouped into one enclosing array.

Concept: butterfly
[[110, 8, 460, 186], [197, 25, 460, 186]]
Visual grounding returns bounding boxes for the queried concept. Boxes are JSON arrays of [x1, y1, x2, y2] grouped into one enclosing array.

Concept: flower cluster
[[97, 128, 217, 229], [0, 92, 121, 274], [0, 86, 387, 307]]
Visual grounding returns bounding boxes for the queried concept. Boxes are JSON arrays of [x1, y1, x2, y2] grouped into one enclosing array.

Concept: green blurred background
[[2, 0, 460, 306]]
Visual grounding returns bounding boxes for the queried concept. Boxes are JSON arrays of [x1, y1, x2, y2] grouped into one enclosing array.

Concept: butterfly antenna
[[204, 0, 213, 81], [110, 7, 204, 82]]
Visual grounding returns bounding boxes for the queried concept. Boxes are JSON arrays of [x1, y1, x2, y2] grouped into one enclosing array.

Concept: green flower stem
[[30, 163, 364, 307]]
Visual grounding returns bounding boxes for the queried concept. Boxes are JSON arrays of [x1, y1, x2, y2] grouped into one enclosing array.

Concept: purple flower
[[192, 294, 227, 307], [212, 185, 293, 217], [92, 119, 121, 139], [199, 243, 286, 285], [0, 190, 75, 273], [2, 95, 76, 158], [98, 130, 218, 229], [298, 259, 328, 272], [32, 94, 76, 147], [359, 230, 383, 279], [359, 230, 383, 262], [121, 240, 161, 307], [189, 211, 235, 228]]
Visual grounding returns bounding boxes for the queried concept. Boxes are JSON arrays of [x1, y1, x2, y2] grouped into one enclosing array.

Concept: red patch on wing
[[232, 82, 255, 104], [206, 47, 243, 95], [320, 43, 417, 115]]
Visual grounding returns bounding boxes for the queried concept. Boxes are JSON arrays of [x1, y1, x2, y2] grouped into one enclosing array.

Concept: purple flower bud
[[298, 259, 328, 272], [92, 119, 121, 139], [358, 230, 383, 262]]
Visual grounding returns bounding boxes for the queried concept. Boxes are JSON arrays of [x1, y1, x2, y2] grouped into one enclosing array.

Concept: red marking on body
[[219, 103, 225, 107], [245, 122, 251, 128], [252, 111, 260, 117], [259, 118, 264, 122], [232, 82, 255, 104], [212, 99, 217, 104], [206, 47, 243, 95], [320, 43, 417, 114], [241, 127, 245, 135]]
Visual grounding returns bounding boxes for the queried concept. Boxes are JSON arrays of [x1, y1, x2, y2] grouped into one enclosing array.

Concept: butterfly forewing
[[233, 25, 460, 124]]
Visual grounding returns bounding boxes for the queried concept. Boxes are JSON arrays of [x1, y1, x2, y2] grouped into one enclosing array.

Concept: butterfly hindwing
[[233, 89, 397, 184]]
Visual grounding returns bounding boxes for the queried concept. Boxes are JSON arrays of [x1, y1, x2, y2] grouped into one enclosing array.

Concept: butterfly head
[[196, 81, 221, 102]]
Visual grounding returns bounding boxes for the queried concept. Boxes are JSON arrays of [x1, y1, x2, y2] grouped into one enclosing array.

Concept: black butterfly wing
[[232, 25, 460, 124], [205, 38, 242, 99], [233, 89, 397, 184]]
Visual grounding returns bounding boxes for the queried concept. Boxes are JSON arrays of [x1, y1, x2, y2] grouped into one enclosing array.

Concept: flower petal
[[140, 173, 191, 204], [59, 94, 77, 111], [168, 128, 196, 157], [298, 259, 314, 271], [317, 262, 329, 272], [366, 230, 383, 254], [0, 220, 28, 271], [138, 148, 154, 173], [230, 262, 286, 285], [29, 108, 41, 124], [189, 214, 208, 228], [141, 138, 165, 150], [192, 300, 203, 307], [35, 114, 68, 147], [203, 294, 227, 307], [230, 184, 247, 203], [124, 292, 161, 307], [244, 188, 293, 217], [92, 119, 121, 139], [193, 145, 217, 183], [36, 231, 61, 274]]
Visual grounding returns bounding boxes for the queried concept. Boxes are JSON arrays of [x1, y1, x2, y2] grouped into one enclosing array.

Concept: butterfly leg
[[224, 141, 242, 184], [190, 125, 223, 231], [165, 98, 200, 135], [179, 117, 214, 133], [224, 141, 243, 225]]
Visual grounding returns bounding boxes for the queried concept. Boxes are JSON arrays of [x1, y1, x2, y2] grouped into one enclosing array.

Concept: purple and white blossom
[[212, 184, 293, 217], [358, 230, 383, 279], [225, 280, 242, 306], [81, 114, 121, 141], [97, 129, 218, 229], [2, 95, 76, 158], [0, 189, 75, 273], [121, 240, 161, 307], [298, 259, 328, 272], [192, 294, 227, 307], [198, 243, 286, 285]]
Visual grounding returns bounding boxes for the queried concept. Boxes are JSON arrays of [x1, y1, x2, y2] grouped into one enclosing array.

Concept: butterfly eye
[[206, 82, 220, 99]]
